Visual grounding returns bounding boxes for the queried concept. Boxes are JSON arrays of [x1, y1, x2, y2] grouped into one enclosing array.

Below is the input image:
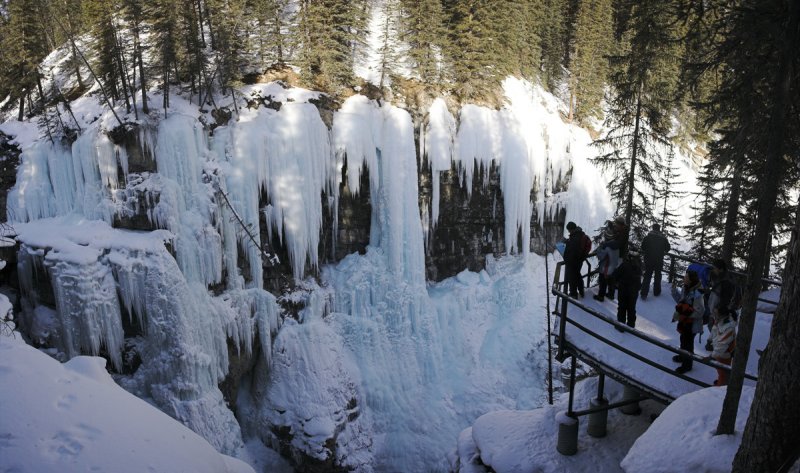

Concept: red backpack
[[581, 234, 592, 256]]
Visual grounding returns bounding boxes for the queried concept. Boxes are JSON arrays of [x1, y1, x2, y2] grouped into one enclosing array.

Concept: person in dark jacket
[[594, 220, 623, 301], [613, 251, 642, 330], [563, 221, 587, 298], [704, 259, 737, 350], [640, 223, 671, 299]]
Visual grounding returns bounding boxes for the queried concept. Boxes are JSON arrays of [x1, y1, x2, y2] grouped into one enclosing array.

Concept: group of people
[[561, 218, 738, 386]]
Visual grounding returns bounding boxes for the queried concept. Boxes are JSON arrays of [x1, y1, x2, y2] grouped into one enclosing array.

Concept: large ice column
[[153, 114, 223, 286], [7, 127, 118, 223], [333, 97, 425, 284], [254, 316, 374, 471], [421, 98, 456, 241], [216, 101, 334, 283], [16, 244, 125, 371], [7, 142, 61, 222], [47, 252, 125, 371], [112, 247, 241, 454]]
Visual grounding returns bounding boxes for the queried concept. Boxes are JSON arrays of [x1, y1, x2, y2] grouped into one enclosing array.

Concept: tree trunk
[[132, 17, 148, 114], [18, 93, 26, 122], [624, 87, 643, 225], [716, 0, 799, 438], [731, 203, 800, 472], [721, 168, 741, 264]]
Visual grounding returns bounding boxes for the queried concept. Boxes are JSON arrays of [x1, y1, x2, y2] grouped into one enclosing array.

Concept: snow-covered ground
[[0, 332, 257, 473]]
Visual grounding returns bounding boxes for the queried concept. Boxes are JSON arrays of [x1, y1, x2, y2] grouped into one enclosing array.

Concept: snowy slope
[[0, 333, 254, 473]]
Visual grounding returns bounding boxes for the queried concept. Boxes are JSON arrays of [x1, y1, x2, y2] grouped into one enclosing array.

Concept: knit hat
[[652, 223, 661, 231], [614, 215, 626, 225], [566, 221, 577, 231]]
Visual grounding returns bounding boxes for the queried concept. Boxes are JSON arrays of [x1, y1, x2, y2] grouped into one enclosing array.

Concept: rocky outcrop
[[0, 132, 21, 222]]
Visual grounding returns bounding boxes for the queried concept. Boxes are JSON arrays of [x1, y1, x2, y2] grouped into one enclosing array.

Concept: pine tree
[[591, 0, 682, 240], [567, 0, 613, 123], [375, 0, 402, 89], [249, 0, 291, 67], [2, 0, 49, 120], [707, 0, 800, 452], [654, 148, 685, 242], [400, 0, 446, 84], [538, 0, 568, 91], [294, 0, 369, 92]]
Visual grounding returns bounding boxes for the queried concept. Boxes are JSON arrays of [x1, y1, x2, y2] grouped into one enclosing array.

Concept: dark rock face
[[0, 132, 21, 222], [107, 123, 157, 179], [112, 173, 164, 231], [424, 162, 505, 281], [320, 160, 372, 265]]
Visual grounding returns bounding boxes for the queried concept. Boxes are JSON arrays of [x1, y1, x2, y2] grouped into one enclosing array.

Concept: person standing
[[640, 223, 671, 299], [594, 220, 622, 301], [613, 251, 642, 329], [563, 222, 587, 298], [706, 307, 736, 386], [705, 259, 738, 350], [671, 270, 705, 374]]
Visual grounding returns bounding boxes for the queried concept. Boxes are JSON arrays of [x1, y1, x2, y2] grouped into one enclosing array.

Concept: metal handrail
[[552, 284, 758, 382]]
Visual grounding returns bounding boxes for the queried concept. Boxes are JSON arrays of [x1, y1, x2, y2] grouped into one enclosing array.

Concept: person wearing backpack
[[594, 221, 621, 301], [640, 223, 671, 299], [671, 269, 705, 374]]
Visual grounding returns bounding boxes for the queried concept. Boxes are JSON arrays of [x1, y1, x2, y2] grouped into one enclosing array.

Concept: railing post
[[557, 355, 579, 455], [587, 373, 609, 437], [620, 385, 642, 416], [556, 292, 569, 362]]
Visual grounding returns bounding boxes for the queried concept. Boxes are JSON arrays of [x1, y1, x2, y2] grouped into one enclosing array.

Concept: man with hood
[[640, 223, 671, 299]]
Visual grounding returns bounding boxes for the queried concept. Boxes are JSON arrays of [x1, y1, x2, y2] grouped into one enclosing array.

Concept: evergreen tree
[[2, 0, 49, 120], [685, 165, 723, 261], [654, 148, 685, 242], [249, 0, 291, 67], [567, 0, 613, 123], [539, 0, 568, 91], [294, 0, 369, 92], [375, 0, 402, 89], [399, 0, 446, 84], [706, 0, 800, 450], [591, 0, 682, 240]]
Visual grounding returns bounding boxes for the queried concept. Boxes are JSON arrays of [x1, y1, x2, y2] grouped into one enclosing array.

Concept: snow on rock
[[243, 316, 374, 472], [14, 218, 282, 455], [621, 387, 755, 473], [0, 333, 254, 473], [454, 377, 664, 473]]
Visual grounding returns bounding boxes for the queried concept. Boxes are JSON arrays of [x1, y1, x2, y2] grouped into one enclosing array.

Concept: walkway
[[552, 262, 779, 403]]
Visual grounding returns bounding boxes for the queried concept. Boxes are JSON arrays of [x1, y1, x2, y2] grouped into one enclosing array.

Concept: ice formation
[[3, 75, 677, 469]]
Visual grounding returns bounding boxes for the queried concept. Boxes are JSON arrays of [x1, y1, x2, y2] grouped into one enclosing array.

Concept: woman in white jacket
[[707, 309, 736, 385]]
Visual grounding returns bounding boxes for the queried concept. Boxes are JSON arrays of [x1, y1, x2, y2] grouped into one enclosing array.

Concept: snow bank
[[0, 333, 254, 473], [621, 387, 755, 473]]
